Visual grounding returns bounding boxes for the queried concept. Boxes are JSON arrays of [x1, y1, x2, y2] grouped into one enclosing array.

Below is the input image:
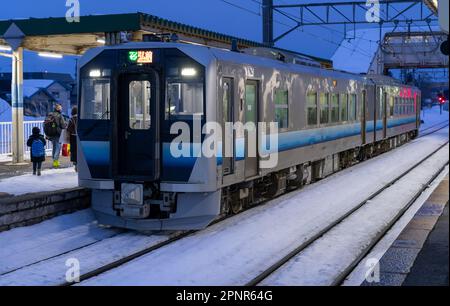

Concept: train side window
[[331, 94, 340, 123], [129, 80, 151, 130], [348, 94, 357, 121], [319, 93, 329, 124], [306, 92, 318, 126], [340, 94, 348, 121], [167, 82, 204, 117], [274, 89, 289, 129]]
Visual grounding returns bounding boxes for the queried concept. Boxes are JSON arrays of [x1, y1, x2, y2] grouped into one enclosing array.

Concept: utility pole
[[262, 0, 274, 47]]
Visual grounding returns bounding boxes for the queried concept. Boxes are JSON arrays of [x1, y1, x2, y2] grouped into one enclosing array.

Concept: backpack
[[31, 138, 45, 158], [44, 113, 58, 137]]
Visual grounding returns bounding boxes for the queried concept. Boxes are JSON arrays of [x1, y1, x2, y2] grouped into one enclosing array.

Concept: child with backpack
[[27, 127, 46, 176]]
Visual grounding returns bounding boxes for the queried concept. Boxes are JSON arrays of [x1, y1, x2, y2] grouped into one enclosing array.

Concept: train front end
[[77, 43, 221, 231]]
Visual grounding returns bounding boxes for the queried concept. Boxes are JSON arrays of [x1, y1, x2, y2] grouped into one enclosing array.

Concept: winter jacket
[[67, 115, 78, 163], [27, 134, 46, 162], [47, 111, 67, 139], [67, 115, 78, 136]]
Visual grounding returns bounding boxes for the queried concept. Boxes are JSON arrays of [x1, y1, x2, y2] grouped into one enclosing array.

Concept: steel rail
[[246, 138, 449, 286]]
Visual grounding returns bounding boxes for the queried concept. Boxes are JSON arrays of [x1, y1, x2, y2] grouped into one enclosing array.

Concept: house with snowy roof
[[0, 96, 45, 122], [0, 79, 72, 121]]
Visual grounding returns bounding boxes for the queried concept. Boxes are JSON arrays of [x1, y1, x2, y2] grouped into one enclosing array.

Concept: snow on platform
[[0, 167, 78, 196], [79, 130, 448, 286]]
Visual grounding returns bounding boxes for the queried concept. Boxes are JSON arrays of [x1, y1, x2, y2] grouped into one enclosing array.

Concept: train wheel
[[230, 199, 243, 214]]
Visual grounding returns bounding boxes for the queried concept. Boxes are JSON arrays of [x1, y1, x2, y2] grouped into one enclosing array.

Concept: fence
[[0, 121, 52, 157]]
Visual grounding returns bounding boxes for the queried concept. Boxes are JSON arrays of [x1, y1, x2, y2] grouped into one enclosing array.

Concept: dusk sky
[[0, 0, 437, 76]]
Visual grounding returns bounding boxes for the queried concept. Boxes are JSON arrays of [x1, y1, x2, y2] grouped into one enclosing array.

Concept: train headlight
[[181, 68, 197, 77], [121, 183, 144, 205], [89, 69, 101, 78]]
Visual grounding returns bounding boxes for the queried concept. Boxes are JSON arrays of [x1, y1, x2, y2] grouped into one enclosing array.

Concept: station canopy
[[0, 12, 332, 67]]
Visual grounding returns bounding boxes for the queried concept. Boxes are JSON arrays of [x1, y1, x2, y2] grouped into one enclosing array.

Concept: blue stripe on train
[[81, 117, 416, 168], [80, 141, 110, 165]]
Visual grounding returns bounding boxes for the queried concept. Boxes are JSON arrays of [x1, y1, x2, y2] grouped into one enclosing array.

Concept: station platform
[[365, 175, 449, 286], [0, 157, 87, 232], [0, 156, 73, 181]]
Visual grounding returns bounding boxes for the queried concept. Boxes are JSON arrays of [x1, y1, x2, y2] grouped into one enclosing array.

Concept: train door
[[117, 72, 159, 180], [244, 80, 259, 178], [222, 78, 235, 176], [383, 91, 388, 138], [415, 92, 420, 129], [361, 90, 367, 144], [373, 87, 379, 142]]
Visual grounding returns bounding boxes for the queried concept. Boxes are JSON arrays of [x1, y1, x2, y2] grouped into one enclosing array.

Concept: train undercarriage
[[219, 130, 419, 216]]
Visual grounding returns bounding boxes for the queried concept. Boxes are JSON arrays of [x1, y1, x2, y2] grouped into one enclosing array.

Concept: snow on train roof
[[83, 42, 368, 82]]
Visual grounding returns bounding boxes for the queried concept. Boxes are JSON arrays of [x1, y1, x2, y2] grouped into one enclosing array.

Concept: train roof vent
[[242, 47, 321, 68]]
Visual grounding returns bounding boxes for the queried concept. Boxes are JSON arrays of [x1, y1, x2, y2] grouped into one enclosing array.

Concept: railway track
[[68, 130, 447, 286], [70, 127, 448, 286], [0, 127, 446, 286], [419, 121, 449, 137], [245, 141, 449, 286]]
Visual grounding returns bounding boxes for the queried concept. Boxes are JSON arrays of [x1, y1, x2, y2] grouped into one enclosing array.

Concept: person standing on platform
[[43, 103, 67, 168], [67, 106, 78, 171], [27, 127, 46, 176]]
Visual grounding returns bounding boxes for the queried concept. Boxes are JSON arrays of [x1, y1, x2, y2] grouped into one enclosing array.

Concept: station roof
[[0, 12, 332, 67]]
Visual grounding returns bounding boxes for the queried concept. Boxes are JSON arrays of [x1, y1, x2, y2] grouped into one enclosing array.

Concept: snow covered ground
[[0, 210, 121, 277], [0, 167, 78, 196], [77, 130, 448, 286], [420, 106, 449, 131], [260, 147, 448, 286], [343, 166, 449, 286]]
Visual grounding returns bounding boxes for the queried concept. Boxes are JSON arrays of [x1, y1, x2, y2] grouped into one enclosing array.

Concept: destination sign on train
[[128, 50, 153, 64]]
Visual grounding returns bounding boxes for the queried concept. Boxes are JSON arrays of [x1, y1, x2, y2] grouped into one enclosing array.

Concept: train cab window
[[129, 81, 151, 130], [340, 94, 348, 121], [306, 92, 318, 126], [274, 90, 289, 129], [167, 82, 204, 117], [319, 93, 329, 124], [80, 78, 110, 120], [348, 94, 357, 121], [331, 94, 340, 123]]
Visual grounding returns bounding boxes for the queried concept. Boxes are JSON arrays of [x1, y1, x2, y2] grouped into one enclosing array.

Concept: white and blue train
[[77, 42, 421, 231]]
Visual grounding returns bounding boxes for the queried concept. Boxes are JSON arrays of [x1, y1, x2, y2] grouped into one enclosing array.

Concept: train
[[77, 42, 421, 231]]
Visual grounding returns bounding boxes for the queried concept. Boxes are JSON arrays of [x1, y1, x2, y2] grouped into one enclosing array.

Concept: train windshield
[[80, 78, 111, 120]]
